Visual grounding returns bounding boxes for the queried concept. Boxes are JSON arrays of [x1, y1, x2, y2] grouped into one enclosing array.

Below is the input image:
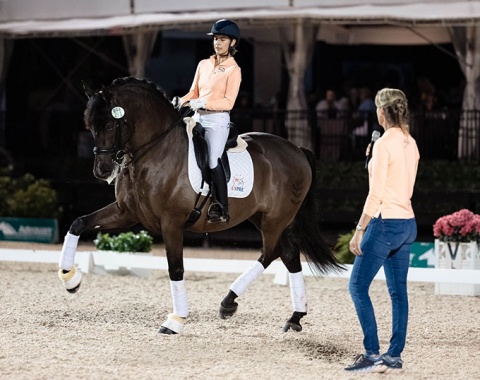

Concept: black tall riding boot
[[207, 163, 229, 223]]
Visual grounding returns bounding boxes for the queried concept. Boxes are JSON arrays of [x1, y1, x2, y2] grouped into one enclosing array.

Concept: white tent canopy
[[0, 1, 479, 45]]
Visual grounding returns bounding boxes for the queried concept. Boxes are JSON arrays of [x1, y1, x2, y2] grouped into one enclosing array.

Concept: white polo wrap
[[289, 271, 307, 312], [170, 280, 189, 318], [230, 261, 265, 296], [59, 232, 80, 270]]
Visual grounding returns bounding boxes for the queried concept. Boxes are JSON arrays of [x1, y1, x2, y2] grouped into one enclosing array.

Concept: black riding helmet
[[207, 19, 240, 51]]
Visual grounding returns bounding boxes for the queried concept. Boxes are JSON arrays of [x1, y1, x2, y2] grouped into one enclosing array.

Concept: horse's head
[[83, 77, 178, 183], [83, 82, 128, 182]]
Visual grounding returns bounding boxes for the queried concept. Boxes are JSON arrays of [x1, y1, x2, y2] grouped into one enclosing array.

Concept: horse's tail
[[291, 148, 345, 274]]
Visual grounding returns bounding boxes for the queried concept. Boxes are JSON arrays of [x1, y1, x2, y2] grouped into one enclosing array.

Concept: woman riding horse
[[58, 76, 343, 334], [173, 19, 242, 224]]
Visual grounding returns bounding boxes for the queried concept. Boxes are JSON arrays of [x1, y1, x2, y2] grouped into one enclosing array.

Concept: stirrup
[[207, 202, 229, 223]]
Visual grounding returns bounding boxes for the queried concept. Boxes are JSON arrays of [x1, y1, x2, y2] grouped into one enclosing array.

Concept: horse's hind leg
[[279, 229, 308, 333], [219, 260, 265, 318], [282, 271, 308, 332], [219, 225, 282, 319]]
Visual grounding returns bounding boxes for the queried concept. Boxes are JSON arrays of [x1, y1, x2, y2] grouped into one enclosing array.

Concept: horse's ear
[[82, 81, 95, 99], [101, 85, 113, 103]]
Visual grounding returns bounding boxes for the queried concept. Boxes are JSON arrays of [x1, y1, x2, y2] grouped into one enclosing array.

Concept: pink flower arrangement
[[433, 209, 480, 242]]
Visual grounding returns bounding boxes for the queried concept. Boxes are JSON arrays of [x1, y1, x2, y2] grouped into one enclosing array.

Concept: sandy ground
[[0, 242, 479, 380]]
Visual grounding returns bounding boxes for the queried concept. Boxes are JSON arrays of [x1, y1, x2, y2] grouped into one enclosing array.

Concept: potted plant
[[0, 173, 60, 243], [93, 230, 154, 276], [94, 230, 153, 253], [433, 209, 480, 295]]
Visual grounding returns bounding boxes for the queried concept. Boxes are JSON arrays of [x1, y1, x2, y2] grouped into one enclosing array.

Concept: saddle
[[191, 122, 239, 187]]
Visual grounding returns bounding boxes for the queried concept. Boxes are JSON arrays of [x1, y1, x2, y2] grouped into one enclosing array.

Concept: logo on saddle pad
[[185, 118, 254, 198]]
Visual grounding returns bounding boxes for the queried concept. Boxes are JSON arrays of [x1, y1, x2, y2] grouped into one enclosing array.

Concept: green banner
[[0, 217, 59, 243], [410, 242, 435, 268]]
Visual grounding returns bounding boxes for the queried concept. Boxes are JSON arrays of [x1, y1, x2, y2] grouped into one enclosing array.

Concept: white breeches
[[194, 111, 230, 169]]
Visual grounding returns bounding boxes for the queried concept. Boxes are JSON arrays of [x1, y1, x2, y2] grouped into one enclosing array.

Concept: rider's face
[[213, 35, 234, 55]]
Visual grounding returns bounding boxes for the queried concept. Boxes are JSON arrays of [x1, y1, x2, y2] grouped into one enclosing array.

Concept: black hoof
[[158, 326, 177, 335], [283, 311, 307, 332], [219, 301, 238, 319], [66, 283, 81, 294], [282, 321, 302, 332]]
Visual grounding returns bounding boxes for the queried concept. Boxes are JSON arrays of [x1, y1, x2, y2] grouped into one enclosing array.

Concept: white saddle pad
[[185, 117, 254, 198]]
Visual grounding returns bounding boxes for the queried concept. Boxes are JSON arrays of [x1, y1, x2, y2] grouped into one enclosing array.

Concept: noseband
[[93, 118, 129, 165]]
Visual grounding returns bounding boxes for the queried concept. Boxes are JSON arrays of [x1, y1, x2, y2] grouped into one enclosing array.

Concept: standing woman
[[345, 88, 420, 373], [175, 19, 242, 223]]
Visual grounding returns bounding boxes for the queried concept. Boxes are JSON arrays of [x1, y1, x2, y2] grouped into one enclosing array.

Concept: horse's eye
[[106, 124, 114, 132]]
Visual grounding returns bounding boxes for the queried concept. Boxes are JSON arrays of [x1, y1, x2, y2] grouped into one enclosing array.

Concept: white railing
[[1, 247, 479, 287]]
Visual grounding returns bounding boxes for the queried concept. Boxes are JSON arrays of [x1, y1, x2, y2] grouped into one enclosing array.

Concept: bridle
[[92, 100, 186, 167], [92, 117, 130, 164]]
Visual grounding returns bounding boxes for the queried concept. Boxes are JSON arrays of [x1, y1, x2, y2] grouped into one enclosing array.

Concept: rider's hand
[[171, 96, 183, 110], [189, 98, 207, 111]]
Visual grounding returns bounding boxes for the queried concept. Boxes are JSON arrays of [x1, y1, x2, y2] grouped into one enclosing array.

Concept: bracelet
[[356, 224, 365, 232]]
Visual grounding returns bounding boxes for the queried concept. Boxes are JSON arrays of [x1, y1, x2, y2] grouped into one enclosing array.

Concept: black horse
[[58, 77, 343, 334]]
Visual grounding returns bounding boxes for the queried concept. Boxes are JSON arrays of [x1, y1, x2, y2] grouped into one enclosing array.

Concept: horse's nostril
[[94, 162, 113, 179]]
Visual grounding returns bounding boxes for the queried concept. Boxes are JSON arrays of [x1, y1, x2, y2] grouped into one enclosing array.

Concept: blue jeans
[[349, 217, 417, 358]]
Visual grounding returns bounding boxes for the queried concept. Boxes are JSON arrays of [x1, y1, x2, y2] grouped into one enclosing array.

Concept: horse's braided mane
[[110, 76, 172, 107]]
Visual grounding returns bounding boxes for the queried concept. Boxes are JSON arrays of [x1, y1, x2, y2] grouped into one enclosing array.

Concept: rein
[[126, 120, 182, 166]]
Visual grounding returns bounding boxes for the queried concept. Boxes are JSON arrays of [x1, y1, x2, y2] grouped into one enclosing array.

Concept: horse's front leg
[[158, 226, 188, 335], [58, 202, 137, 293]]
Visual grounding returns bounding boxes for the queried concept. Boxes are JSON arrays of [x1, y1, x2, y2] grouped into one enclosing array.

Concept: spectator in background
[[358, 87, 376, 115], [413, 77, 447, 113], [352, 86, 377, 137], [316, 89, 349, 119], [417, 90, 447, 113], [348, 87, 360, 111]]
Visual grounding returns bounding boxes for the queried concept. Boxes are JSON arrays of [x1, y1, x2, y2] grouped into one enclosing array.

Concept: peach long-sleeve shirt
[[181, 55, 241, 111], [363, 127, 420, 219]]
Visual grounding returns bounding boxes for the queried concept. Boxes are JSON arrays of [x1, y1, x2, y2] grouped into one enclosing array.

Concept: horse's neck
[[131, 110, 175, 142], [129, 116, 187, 158]]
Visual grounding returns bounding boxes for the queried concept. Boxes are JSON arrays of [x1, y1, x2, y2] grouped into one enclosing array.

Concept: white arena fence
[[0, 247, 479, 287]]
